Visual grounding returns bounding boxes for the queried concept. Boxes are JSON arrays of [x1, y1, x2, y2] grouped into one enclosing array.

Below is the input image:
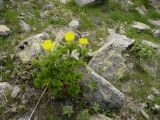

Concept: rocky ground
[[0, 0, 160, 120]]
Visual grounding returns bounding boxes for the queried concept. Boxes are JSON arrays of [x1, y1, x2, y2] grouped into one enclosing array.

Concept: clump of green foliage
[[33, 41, 88, 98], [63, 105, 74, 118], [129, 41, 155, 61]]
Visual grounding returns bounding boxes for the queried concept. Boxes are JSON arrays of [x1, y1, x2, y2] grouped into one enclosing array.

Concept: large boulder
[[81, 66, 125, 109], [89, 32, 134, 80], [17, 32, 49, 63]]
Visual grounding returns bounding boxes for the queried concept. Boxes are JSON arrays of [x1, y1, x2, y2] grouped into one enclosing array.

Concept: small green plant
[[129, 41, 155, 61], [63, 105, 74, 118], [77, 109, 90, 120], [33, 32, 89, 98], [92, 102, 100, 113]]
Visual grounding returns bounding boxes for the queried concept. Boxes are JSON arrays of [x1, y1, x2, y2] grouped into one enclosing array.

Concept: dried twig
[[28, 86, 48, 120]]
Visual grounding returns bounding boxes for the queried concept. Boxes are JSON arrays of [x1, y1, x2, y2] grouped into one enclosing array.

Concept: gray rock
[[154, 104, 160, 111], [0, 0, 3, 10], [0, 82, 13, 95], [141, 40, 159, 49], [21, 87, 35, 104], [147, 94, 154, 101], [89, 32, 134, 80], [121, 84, 131, 93], [140, 60, 158, 78], [43, 2, 54, 10], [151, 88, 160, 95], [40, 11, 49, 19], [11, 85, 21, 98], [136, 6, 147, 15], [106, 32, 135, 50], [19, 19, 30, 32], [75, 0, 95, 6], [18, 115, 30, 120], [0, 25, 10, 37], [89, 49, 128, 80], [148, 19, 160, 26], [17, 32, 49, 63], [68, 20, 79, 29], [71, 49, 80, 60], [153, 29, 160, 38], [81, 66, 125, 109], [140, 110, 150, 120], [149, 0, 160, 12], [60, 0, 70, 4], [0, 82, 13, 105], [90, 114, 112, 120], [131, 22, 150, 30]]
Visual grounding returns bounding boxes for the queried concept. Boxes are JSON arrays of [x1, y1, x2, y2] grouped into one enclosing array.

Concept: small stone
[[75, 0, 95, 6], [19, 19, 30, 32], [141, 40, 159, 49], [21, 87, 35, 104], [152, 29, 160, 38], [40, 11, 49, 19], [131, 22, 150, 30], [60, 0, 69, 4], [71, 49, 80, 60], [148, 19, 160, 26], [0, 25, 10, 37], [17, 32, 49, 63], [43, 2, 54, 10], [151, 88, 160, 95], [18, 115, 30, 120], [0, 0, 3, 10], [147, 94, 154, 101], [140, 110, 150, 120], [154, 104, 160, 111], [0, 82, 13, 95], [11, 86, 21, 98], [90, 113, 112, 120], [10, 106, 17, 113], [140, 60, 158, 78], [136, 6, 147, 15], [68, 20, 79, 29], [121, 84, 131, 93], [139, 103, 147, 111]]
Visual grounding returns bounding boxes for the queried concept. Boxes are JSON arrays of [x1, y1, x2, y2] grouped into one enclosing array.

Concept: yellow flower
[[64, 32, 75, 42], [42, 40, 56, 51], [79, 38, 89, 45]]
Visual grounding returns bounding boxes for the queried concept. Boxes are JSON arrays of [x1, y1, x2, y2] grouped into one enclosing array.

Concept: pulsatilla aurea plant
[[32, 32, 89, 98]]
